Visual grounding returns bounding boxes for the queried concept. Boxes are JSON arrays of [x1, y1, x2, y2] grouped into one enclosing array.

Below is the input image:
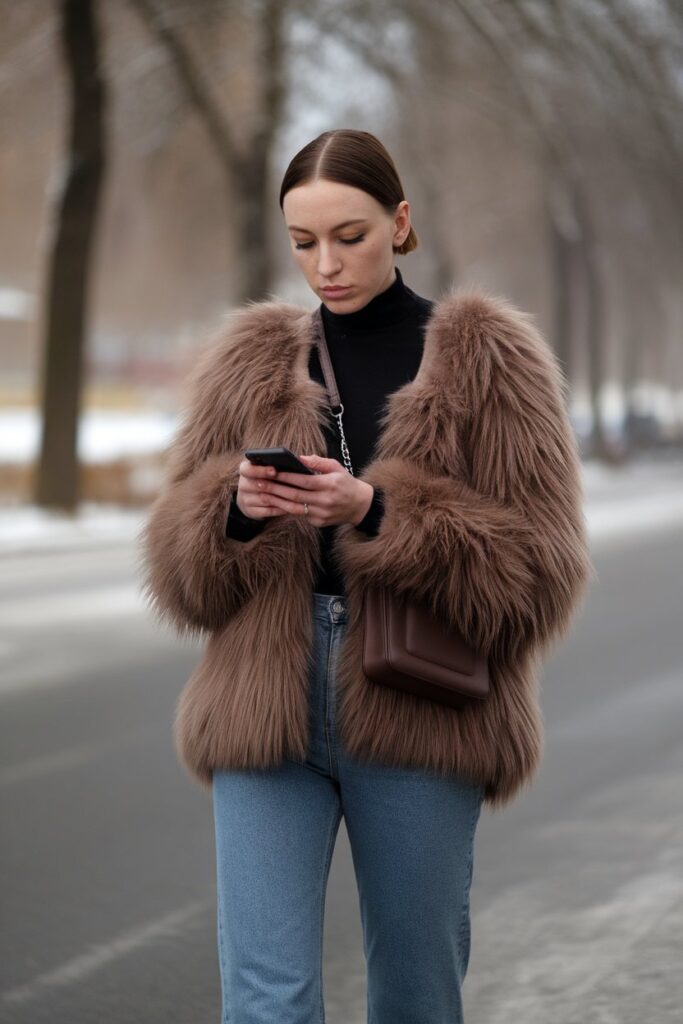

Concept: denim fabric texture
[[212, 592, 484, 1024]]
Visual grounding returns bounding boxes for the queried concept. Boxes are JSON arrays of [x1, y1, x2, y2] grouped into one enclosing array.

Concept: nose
[[317, 242, 342, 277]]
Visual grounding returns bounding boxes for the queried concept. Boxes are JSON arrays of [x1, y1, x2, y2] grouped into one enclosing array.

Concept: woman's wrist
[[226, 491, 267, 541], [230, 491, 256, 521], [350, 480, 376, 526]]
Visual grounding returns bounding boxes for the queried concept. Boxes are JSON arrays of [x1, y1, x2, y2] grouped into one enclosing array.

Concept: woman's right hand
[[234, 459, 288, 520]]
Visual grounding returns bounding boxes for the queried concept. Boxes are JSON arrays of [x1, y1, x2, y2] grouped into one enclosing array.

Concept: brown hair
[[279, 129, 419, 256]]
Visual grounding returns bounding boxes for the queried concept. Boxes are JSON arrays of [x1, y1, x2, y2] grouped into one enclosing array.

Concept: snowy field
[[0, 407, 176, 463], [1, 405, 682, 553], [0, 455, 681, 555]]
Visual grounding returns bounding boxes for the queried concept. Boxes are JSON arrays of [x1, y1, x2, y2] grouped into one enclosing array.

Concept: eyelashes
[[294, 234, 365, 251]]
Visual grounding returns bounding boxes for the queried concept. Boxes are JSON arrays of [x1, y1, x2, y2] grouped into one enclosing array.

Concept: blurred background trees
[[1, 0, 681, 509], [35, 0, 108, 510]]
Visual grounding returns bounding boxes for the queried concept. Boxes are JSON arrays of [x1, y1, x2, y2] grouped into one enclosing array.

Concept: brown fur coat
[[139, 285, 594, 810]]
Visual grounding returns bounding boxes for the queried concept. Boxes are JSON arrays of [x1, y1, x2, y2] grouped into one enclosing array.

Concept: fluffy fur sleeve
[[333, 292, 595, 663], [137, 307, 301, 637]]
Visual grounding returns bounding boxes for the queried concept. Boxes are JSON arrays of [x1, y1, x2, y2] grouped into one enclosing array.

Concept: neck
[[320, 265, 418, 331]]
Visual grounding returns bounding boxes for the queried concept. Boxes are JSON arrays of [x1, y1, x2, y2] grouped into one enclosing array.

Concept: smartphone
[[244, 446, 319, 475]]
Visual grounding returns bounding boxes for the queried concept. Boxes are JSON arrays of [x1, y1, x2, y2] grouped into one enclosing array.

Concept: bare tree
[[400, 0, 682, 455], [35, 0, 108, 510], [128, 0, 287, 304]]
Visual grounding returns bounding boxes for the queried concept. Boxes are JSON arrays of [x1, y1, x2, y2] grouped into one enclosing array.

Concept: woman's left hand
[[254, 453, 374, 527]]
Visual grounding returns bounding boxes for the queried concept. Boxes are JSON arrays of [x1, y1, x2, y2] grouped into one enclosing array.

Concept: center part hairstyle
[[279, 129, 420, 256]]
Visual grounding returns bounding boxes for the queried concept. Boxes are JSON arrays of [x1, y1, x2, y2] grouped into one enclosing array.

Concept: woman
[[140, 129, 593, 1024]]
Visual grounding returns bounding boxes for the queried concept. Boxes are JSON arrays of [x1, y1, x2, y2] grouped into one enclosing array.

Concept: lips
[[321, 286, 350, 296]]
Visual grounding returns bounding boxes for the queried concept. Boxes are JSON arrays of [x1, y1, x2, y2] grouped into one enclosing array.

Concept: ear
[[394, 199, 411, 245]]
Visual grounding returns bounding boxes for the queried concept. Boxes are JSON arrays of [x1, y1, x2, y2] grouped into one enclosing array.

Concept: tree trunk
[[35, 0, 107, 510], [548, 209, 574, 382], [233, 146, 273, 303], [577, 193, 610, 459], [129, 0, 286, 306]]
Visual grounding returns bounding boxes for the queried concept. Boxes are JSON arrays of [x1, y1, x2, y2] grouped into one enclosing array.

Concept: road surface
[[1, 493, 682, 1023]]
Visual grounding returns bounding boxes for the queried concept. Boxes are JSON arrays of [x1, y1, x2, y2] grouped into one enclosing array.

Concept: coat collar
[[234, 284, 499, 394], [220, 285, 505, 474]]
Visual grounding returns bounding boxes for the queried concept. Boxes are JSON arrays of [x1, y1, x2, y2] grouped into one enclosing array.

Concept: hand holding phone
[[232, 447, 320, 522], [244, 447, 320, 475], [237, 446, 369, 528]]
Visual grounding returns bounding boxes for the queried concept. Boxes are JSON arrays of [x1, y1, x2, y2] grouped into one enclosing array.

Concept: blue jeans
[[212, 592, 484, 1023]]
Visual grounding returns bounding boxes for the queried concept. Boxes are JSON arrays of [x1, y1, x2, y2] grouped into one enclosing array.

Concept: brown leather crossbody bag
[[312, 306, 489, 709]]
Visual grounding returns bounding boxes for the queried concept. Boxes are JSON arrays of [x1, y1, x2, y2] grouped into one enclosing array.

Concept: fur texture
[[138, 286, 594, 810]]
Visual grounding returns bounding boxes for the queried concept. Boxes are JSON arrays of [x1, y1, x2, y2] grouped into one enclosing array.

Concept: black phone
[[244, 446, 319, 475]]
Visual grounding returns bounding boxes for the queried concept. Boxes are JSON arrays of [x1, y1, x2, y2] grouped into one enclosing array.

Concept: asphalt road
[[1, 516, 681, 1024]]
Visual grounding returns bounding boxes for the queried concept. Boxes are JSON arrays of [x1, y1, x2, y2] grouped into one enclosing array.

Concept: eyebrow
[[287, 218, 368, 233]]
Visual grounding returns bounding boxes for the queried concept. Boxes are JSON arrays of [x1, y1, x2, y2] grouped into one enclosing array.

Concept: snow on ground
[[0, 503, 144, 554], [2, 401, 682, 553], [0, 456, 681, 555], [581, 457, 683, 543], [0, 408, 176, 463]]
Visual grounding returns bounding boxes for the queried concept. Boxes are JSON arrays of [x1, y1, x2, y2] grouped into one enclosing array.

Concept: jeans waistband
[[312, 592, 348, 625]]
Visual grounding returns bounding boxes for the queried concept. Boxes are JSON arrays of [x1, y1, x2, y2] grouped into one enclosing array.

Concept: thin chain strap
[[312, 306, 356, 476], [332, 404, 354, 476]]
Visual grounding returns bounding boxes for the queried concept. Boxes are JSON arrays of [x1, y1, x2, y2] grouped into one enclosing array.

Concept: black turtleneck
[[225, 265, 435, 595]]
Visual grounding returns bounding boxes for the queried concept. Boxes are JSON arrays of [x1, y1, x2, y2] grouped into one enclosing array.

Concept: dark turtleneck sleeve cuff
[[228, 487, 385, 541], [225, 491, 268, 542], [354, 486, 385, 537]]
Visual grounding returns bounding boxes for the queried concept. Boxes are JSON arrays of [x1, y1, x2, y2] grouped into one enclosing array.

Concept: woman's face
[[283, 179, 411, 311]]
